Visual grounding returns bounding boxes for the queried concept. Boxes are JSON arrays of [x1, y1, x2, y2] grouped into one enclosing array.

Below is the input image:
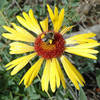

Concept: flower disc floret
[[34, 32, 65, 59]]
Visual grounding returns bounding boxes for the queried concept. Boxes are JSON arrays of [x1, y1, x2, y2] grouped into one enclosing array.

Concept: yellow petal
[[17, 10, 42, 35], [74, 39, 98, 44], [49, 58, 60, 92], [47, 4, 54, 23], [69, 43, 100, 49], [65, 42, 100, 59], [54, 8, 64, 32], [6, 53, 37, 75], [17, 16, 29, 28], [27, 58, 44, 86], [61, 56, 79, 89], [68, 33, 96, 40], [60, 26, 73, 35], [41, 59, 51, 91], [5, 53, 37, 68], [66, 48, 99, 54], [55, 59, 66, 89], [29, 9, 37, 23], [61, 56, 85, 90], [11, 60, 29, 75], [3, 25, 16, 34], [40, 17, 48, 32], [2, 24, 35, 42], [47, 4, 64, 32], [62, 56, 85, 84], [28, 10, 42, 34], [11, 23, 35, 42], [19, 58, 44, 87], [65, 33, 96, 44], [65, 48, 97, 59], [54, 58, 60, 88], [9, 42, 34, 54], [54, 6, 58, 20], [2, 33, 35, 42], [2, 33, 19, 41], [50, 59, 56, 92]]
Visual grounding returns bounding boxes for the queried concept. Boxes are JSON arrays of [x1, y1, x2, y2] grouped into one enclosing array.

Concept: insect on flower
[[41, 31, 55, 44]]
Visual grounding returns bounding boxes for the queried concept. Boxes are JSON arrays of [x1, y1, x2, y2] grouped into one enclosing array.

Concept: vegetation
[[0, 0, 100, 100]]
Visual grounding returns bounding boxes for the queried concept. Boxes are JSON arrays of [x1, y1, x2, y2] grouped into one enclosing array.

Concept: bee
[[41, 32, 54, 44]]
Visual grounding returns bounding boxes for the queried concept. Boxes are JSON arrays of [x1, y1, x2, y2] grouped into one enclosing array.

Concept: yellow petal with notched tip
[[11, 23, 35, 40], [17, 16, 30, 28], [67, 67, 80, 89], [61, 56, 85, 90], [2, 24, 35, 42], [65, 48, 97, 59], [11, 60, 29, 75], [65, 42, 100, 59], [61, 56, 79, 89], [55, 59, 66, 89], [29, 9, 37, 23], [60, 26, 74, 35], [6, 53, 37, 75], [17, 10, 42, 35], [47, 4, 54, 23], [9, 42, 34, 54], [66, 48, 99, 54], [6, 63, 17, 70], [54, 8, 64, 32], [5, 53, 37, 68], [62, 56, 85, 85], [40, 17, 48, 32], [65, 33, 96, 44], [41, 59, 51, 91], [50, 58, 60, 92], [3, 25, 17, 34], [27, 58, 44, 87], [19, 58, 44, 87], [22, 12, 39, 32], [47, 5, 64, 32], [23, 12, 30, 21], [29, 10, 42, 33], [2, 33, 35, 42]]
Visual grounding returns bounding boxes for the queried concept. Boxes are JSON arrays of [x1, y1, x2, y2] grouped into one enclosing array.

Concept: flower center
[[34, 31, 65, 59]]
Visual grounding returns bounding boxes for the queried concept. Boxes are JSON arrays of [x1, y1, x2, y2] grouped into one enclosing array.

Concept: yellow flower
[[2, 4, 100, 92]]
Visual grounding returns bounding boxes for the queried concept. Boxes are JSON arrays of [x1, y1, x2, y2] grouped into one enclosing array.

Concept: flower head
[[2, 5, 100, 92]]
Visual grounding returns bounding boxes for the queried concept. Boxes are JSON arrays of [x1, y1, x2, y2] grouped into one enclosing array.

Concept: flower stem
[[37, 75, 52, 100], [66, 80, 78, 100], [46, 91, 53, 100], [0, 11, 9, 26], [14, 0, 22, 12]]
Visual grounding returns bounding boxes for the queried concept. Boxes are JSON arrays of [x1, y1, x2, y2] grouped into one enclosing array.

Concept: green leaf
[[24, 85, 41, 100], [0, 0, 8, 10], [23, 5, 31, 12], [56, 91, 64, 100], [79, 87, 87, 100], [96, 70, 100, 88]]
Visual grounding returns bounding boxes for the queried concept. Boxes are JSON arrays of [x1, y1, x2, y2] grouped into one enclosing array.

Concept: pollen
[[34, 32, 65, 59]]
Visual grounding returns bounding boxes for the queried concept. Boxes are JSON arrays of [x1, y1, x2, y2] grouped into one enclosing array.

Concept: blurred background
[[0, 0, 100, 100]]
